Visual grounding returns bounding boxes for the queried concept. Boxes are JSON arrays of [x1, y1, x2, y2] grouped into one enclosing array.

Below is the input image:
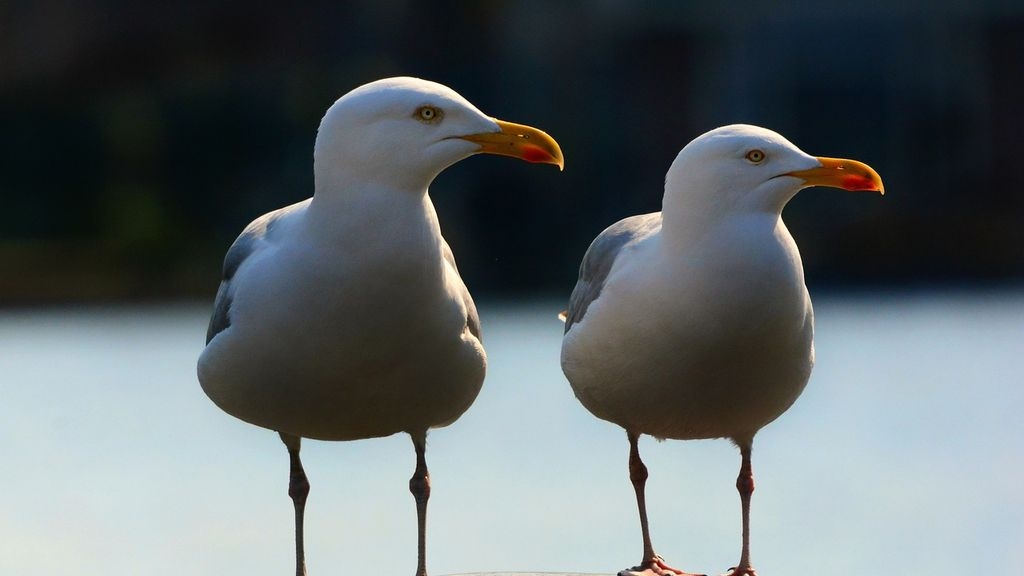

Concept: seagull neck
[[661, 189, 783, 246], [307, 183, 439, 241], [660, 187, 722, 245], [313, 168, 432, 199]]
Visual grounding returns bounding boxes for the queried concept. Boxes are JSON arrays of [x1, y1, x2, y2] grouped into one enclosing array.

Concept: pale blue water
[[1, 292, 1021, 576]]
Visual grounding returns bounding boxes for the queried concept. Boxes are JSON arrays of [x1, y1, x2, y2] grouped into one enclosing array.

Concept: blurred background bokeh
[[3, 0, 1022, 303], [3, 3, 1022, 576]]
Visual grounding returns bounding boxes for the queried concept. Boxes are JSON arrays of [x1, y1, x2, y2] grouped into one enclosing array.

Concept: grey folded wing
[[205, 204, 297, 344], [563, 212, 662, 333], [442, 239, 482, 341]]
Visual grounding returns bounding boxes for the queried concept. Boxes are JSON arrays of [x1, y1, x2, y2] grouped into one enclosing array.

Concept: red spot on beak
[[840, 174, 878, 191], [521, 144, 552, 164]]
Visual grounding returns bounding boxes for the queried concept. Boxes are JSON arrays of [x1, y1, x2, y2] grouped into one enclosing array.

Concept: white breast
[[561, 215, 814, 441], [198, 192, 485, 441]]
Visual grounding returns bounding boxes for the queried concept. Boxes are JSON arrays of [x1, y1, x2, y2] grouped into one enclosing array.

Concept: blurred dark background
[[2, 0, 1022, 304]]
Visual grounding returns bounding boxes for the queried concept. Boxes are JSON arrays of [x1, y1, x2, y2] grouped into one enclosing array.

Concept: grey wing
[[205, 205, 295, 344], [205, 233, 257, 344], [563, 212, 662, 333], [441, 240, 482, 341]]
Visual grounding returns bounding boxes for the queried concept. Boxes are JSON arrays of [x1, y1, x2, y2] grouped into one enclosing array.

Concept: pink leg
[[279, 432, 309, 576], [620, 431, 705, 576], [722, 440, 757, 576], [409, 431, 430, 576]]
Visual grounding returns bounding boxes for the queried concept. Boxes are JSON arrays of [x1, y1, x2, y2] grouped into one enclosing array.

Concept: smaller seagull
[[198, 77, 563, 576], [560, 125, 883, 576]]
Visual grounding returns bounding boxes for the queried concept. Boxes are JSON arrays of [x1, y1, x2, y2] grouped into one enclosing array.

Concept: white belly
[[198, 216, 485, 441], [561, 222, 814, 441]]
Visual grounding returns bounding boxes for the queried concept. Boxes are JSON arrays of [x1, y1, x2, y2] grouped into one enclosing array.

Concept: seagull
[[560, 125, 882, 576], [197, 77, 563, 576]]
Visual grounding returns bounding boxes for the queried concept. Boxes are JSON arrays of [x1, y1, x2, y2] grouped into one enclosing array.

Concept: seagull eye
[[745, 149, 766, 163], [415, 106, 442, 123]]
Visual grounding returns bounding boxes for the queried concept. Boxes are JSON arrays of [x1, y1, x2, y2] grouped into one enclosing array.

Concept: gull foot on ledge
[[720, 566, 757, 576], [618, 555, 705, 576]]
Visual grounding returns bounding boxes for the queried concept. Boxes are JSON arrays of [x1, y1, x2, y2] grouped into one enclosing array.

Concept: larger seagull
[[561, 125, 882, 576], [198, 77, 563, 576]]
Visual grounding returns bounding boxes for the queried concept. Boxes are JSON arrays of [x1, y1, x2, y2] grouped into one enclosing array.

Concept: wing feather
[[563, 212, 662, 333], [205, 204, 299, 343], [441, 240, 482, 341]]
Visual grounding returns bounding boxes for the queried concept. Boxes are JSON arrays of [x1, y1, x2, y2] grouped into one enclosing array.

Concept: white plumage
[[561, 124, 882, 576], [198, 76, 562, 576]]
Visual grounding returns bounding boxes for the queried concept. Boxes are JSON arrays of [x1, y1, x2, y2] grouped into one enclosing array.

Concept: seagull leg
[[620, 431, 704, 576], [409, 430, 431, 576], [279, 432, 310, 576], [722, 440, 757, 576]]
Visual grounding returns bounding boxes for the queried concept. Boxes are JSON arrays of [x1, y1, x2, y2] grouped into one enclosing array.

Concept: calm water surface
[[1, 292, 1021, 576]]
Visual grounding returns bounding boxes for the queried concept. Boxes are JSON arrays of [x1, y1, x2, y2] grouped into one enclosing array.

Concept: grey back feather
[[205, 204, 296, 344], [442, 240, 482, 340], [563, 212, 662, 333]]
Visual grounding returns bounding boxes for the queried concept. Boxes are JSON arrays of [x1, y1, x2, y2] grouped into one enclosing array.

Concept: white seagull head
[[664, 124, 884, 216], [313, 77, 563, 193]]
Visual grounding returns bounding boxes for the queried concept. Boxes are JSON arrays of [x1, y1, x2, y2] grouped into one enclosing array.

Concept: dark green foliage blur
[[2, 1, 1022, 304]]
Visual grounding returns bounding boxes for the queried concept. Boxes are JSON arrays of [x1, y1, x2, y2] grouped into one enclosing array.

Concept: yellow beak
[[786, 156, 885, 195], [458, 119, 564, 171]]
